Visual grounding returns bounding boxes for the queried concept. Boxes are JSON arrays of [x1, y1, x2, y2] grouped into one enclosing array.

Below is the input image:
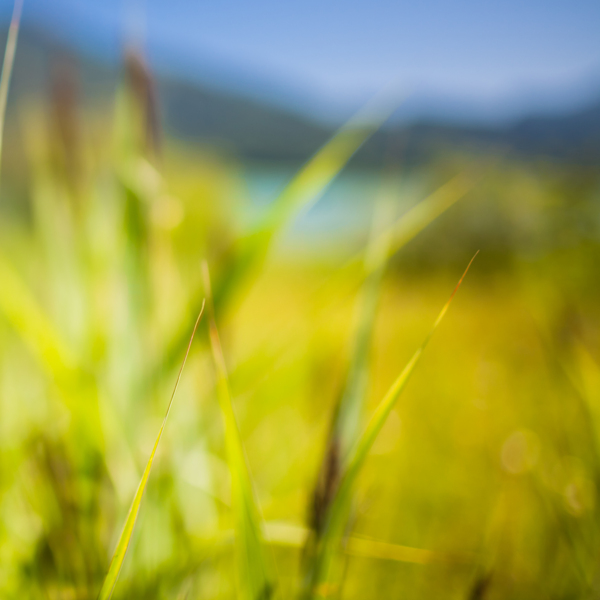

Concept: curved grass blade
[[296, 171, 477, 347], [334, 194, 396, 461], [97, 302, 205, 600], [334, 171, 476, 292], [344, 252, 478, 475], [213, 94, 399, 309], [306, 252, 479, 597], [0, 0, 23, 184], [202, 260, 275, 600]]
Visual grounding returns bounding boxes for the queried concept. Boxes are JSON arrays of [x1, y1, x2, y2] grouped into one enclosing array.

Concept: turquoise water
[[239, 165, 430, 259]]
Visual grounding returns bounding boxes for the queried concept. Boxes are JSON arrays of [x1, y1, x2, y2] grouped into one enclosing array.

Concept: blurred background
[[1, 1, 600, 598]]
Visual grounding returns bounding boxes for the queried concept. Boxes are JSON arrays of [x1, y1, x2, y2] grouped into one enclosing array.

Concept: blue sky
[[2, 0, 600, 121]]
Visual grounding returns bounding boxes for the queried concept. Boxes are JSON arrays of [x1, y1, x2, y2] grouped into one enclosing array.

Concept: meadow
[[1, 11, 600, 600]]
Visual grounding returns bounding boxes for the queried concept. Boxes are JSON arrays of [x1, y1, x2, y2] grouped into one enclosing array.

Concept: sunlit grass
[[0, 6, 599, 599]]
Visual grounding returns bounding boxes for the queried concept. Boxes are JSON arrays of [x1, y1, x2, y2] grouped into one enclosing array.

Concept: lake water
[[239, 165, 432, 259]]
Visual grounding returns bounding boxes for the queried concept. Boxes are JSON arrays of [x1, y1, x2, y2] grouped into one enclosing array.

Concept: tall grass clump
[[4, 2, 600, 598], [0, 5, 484, 597]]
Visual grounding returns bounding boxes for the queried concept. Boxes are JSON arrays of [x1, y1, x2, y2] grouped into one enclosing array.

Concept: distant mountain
[[402, 99, 600, 164], [158, 76, 331, 161], [500, 100, 600, 161], [3, 25, 600, 166]]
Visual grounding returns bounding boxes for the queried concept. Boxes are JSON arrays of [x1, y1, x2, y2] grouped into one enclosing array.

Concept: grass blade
[[202, 260, 275, 600], [263, 522, 471, 566], [262, 98, 396, 227], [0, 0, 23, 184], [0, 253, 108, 454], [337, 171, 476, 288], [97, 302, 205, 600], [297, 171, 477, 343], [306, 252, 479, 597], [334, 195, 396, 460], [373, 171, 474, 269], [211, 95, 398, 311], [344, 251, 477, 474], [306, 194, 394, 558], [0, 253, 77, 379]]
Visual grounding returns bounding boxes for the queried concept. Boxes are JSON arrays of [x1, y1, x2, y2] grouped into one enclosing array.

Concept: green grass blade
[[212, 96, 398, 311], [345, 252, 477, 474], [0, 0, 23, 185], [345, 171, 475, 282], [262, 100, 395, 228], [308, 252, 478, 597], [0, 253, 77, 379], [302, 199, 392, 594], [334, 194, 395, 460], [305, 171, 476, 328], [376, 171, 475, 268], [97, 302, 205, 600], [0, 253, 109, 454], [306, 193, 394, 549], [208, 520, 471, 569], [263, 522, 471, 566], [202, 260, 275, 600]]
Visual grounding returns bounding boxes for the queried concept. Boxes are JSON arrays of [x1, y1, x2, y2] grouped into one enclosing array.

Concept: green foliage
[[2, 9, 600, 600]]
